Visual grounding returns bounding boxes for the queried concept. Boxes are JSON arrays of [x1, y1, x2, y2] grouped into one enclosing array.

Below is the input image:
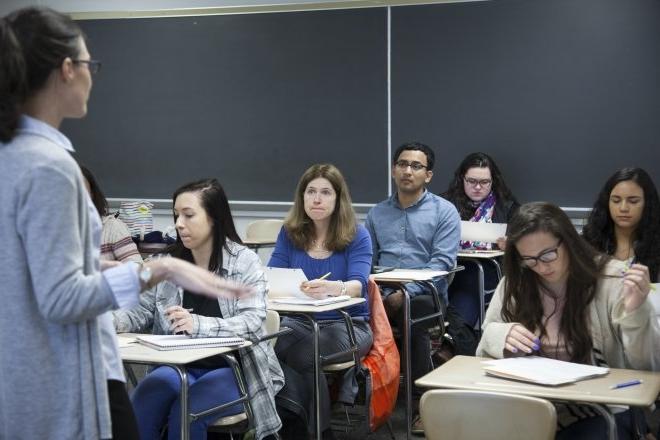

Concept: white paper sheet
[[265, 267, 310, 298], [460, 221, 508, 243], [481, 356, 609, 386]]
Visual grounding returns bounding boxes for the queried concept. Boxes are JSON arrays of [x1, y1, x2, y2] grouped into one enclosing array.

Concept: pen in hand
[[610, 379, 642, 390], [303, 272, 331, 290]]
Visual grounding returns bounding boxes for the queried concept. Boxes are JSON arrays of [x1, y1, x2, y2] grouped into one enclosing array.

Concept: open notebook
[[136, 334, 245, 351], [481, 356, 609, 386]]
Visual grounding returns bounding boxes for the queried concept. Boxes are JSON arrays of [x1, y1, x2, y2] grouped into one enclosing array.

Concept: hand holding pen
[[620, 263, 653, 313], [504, 324, 541, 356], [300, 272, 333, 299], [165, 306, 194, 335]]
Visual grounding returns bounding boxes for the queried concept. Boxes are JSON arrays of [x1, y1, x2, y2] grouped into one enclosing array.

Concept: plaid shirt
[[114, 241, 284, 439]]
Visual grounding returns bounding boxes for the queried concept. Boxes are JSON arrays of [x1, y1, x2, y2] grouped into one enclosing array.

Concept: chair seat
[[210, 412, 247, 427]]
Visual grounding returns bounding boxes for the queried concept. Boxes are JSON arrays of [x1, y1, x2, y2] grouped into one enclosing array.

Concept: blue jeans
[[131, 365, 243, 440]]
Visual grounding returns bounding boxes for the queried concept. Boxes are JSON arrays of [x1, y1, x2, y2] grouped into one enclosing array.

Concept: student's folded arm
[[112, 284, 158, 333], [196, 250, 267, 340], [16, 163, 117, 324], [611, 287, 660, 371]]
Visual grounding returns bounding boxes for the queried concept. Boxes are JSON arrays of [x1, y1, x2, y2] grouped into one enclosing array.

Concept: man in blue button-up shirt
[[365, 141, 460, 432]]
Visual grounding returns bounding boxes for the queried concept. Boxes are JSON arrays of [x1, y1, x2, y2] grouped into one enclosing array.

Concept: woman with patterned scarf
[[443, 152, 519, 327]]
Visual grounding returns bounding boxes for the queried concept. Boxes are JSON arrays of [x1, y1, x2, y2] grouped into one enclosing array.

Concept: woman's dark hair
[[444, 152, 517, 219], [168, 178, 242, 273], [0, 7, 83, 142], [582, 167, 660, 281], [501, 202, 608, 364], [392, 142, 435, 171], [79, 165, 108, 217]]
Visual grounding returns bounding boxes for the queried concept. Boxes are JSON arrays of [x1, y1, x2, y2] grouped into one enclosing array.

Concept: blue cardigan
[[268, 224, 372, 320]]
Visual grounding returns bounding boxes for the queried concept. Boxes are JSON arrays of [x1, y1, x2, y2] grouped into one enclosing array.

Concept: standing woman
[[477, 202, 659, 439], [114, 179, 284, 440], [583, 167, 660, 282], [444, 152, 519, 327], [0, 8, 246, 439], [269, 164, 373, 439]]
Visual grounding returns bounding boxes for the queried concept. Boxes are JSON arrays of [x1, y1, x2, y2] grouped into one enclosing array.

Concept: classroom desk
[[267, 297, 366, 440], [416, 355, 660, 440], [371, 268, 461, 440], [456, 250, 504, 330], [118, 334, 252, 440]]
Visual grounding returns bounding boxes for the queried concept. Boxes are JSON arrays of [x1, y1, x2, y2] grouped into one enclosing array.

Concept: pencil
[[318, 272, 332, 281]]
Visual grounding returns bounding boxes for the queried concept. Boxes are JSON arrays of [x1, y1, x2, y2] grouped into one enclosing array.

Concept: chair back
[[264, 309, 280, 347], [245, 219, 283, 242], [420, 389, 556, 440]]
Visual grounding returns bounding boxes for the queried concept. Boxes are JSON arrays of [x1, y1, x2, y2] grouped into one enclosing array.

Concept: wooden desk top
[[458, 250, 504, 259], [267, 297, 365, 313], [416, 355, 660, 407], [118, 333, 251, 365]]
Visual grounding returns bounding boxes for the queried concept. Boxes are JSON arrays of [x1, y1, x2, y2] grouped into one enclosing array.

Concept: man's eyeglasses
[[73, 59, 102, 74], [520, 240, 562, 268], [394, 160, 427, 172], [464, 177, 492, 188]]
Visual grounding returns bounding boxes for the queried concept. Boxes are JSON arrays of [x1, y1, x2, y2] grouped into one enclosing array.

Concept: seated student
[[80, 165, 143, 264], [583, 167, 660, 282], [443, 152, 519, 327], [365, 142, 460, 434], [114, 179, 283, 440], [477, 202, 660, 440], [268, 163, 373, 440]]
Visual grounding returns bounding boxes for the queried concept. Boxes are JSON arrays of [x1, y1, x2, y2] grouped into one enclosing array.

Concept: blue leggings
[[131, 366, 243, 440]]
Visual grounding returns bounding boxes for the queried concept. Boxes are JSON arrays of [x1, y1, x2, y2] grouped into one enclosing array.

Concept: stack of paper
[[460, 221, 507, 243], [271, 295, 351, 306], [136, 334, 245, 351], [481, 356, 609, 386]]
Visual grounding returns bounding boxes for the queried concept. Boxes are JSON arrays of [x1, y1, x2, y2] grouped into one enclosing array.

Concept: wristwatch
[[138, 264, 153, 290]]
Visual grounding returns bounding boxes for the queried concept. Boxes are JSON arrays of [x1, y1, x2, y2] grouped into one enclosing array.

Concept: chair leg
[[386, 419, 396, 440]]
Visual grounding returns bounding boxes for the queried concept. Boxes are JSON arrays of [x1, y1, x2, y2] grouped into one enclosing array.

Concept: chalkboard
[[63, 8, 388, 203], [392, 0, 660, 207], [64, 0, 660, 208]]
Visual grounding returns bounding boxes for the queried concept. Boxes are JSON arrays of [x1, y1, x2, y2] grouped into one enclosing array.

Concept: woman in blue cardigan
[[269, 163, 373, 440]]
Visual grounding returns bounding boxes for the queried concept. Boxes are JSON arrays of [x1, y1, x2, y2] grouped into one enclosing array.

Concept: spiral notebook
[[136, 334, 245, 351]]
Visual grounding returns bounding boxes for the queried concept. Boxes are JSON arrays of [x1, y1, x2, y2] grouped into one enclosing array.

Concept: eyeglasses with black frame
[[394, 160, 427, 172], [72, 59, 102, 74], [520, 239, 562, 268], [464, 177, 492, 188]]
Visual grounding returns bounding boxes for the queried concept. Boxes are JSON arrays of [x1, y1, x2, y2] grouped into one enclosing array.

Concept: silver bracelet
[[339, 280, 347, 296]]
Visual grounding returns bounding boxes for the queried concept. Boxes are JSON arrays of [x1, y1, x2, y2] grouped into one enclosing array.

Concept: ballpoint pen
[[610, 379, 642, 390]]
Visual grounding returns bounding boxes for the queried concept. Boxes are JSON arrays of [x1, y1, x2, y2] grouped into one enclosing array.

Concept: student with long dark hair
[[583, 167, 660, 282], [114, 179, 283, 440], [0, 8, 246, 439], [444, 152, 519, 327], [477, 202, 659, 439]]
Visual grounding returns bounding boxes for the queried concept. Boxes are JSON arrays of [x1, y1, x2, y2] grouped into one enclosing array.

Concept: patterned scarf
[[460, 191, 497, 250]]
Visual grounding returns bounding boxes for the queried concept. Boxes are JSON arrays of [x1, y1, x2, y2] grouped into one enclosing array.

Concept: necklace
[[311, 238, 327, 251]]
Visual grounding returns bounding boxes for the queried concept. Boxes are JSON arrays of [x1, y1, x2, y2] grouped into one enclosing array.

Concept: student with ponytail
[[0, 7, 248, 439]]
